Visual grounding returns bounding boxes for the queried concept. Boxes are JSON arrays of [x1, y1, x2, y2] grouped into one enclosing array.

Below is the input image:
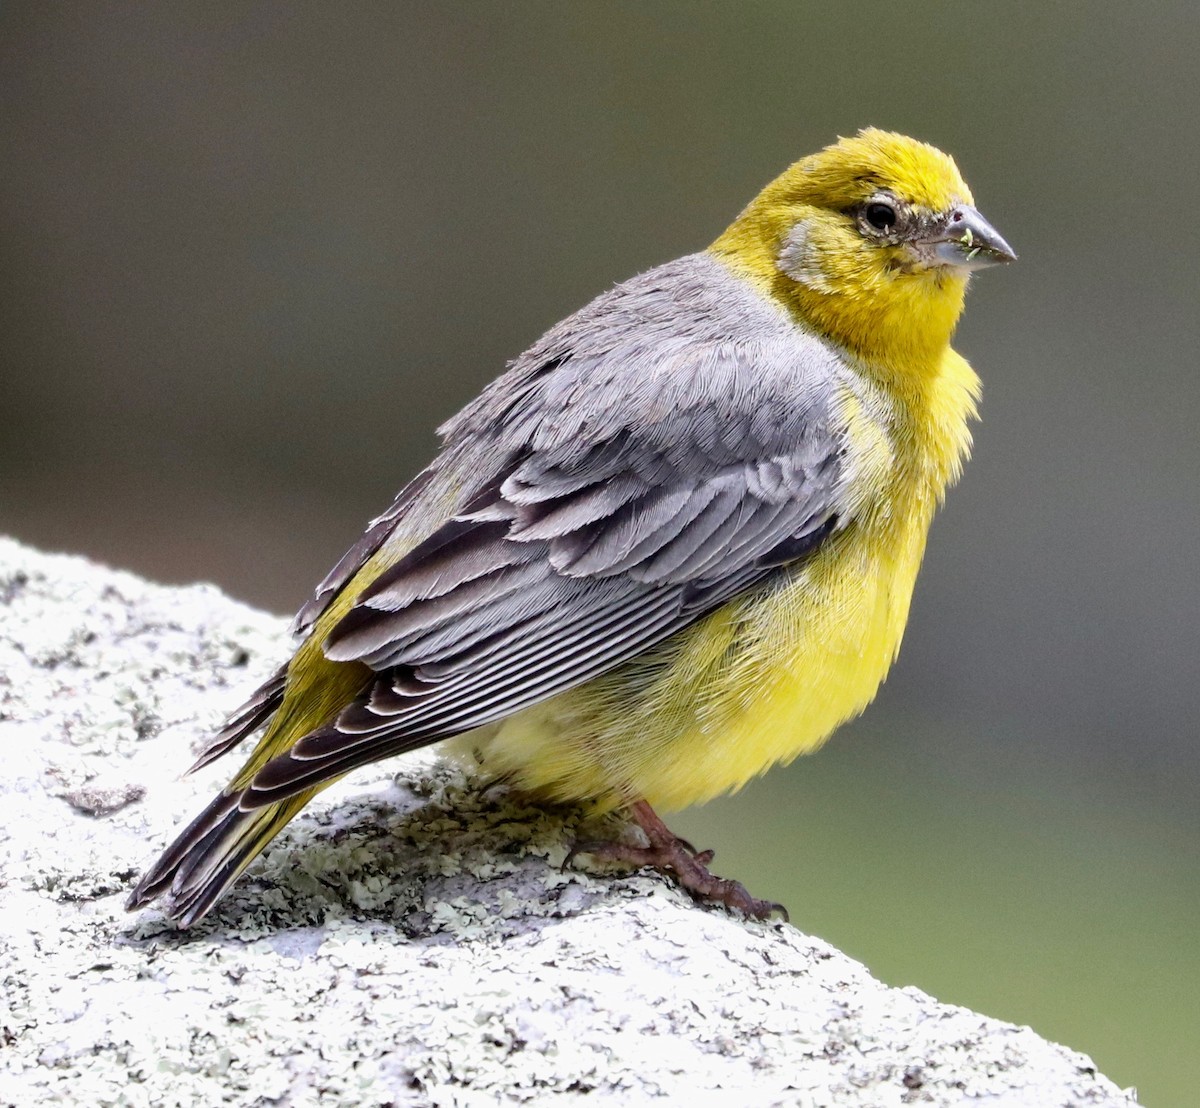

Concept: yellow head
[[711, 129, 1014, 367]]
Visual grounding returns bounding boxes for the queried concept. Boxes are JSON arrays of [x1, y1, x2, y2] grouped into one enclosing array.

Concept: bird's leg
[[566, 799, 788, 921]]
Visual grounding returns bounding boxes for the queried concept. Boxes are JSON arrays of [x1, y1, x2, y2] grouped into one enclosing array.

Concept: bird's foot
[[565, 799, 788, 922]]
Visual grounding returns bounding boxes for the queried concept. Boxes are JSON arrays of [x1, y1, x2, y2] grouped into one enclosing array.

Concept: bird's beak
[[923, 205, 1017, 270]]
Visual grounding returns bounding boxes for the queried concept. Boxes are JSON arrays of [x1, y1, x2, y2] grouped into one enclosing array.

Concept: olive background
[[2, 5, 1197, 1102]]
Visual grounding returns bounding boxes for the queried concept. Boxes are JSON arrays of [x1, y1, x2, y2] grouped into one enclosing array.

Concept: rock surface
[[0, 537, 1139, 1107]]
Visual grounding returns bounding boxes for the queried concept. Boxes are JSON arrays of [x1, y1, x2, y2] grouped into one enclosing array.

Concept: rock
[[0, 537, 1139, 1106]]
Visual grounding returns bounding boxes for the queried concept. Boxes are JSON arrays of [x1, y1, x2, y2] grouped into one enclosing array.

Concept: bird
[[127, 128, 1015, 927]]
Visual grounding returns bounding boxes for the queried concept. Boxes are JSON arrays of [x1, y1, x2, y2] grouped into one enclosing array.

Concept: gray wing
[[245, 255, 857, 804]]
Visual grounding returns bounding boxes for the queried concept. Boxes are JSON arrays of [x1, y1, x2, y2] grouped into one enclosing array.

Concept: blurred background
[[2, 4, 1196, 1100]]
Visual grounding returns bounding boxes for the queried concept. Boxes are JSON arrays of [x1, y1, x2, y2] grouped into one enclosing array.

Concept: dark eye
[[864, 201, 897, 232]]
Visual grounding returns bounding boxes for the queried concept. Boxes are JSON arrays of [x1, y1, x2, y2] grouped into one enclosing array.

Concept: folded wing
[[242, 309, 855, 806]]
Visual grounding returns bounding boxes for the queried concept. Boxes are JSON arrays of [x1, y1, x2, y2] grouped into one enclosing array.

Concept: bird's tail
[[127, 646, 374, 925], [125, 785, 320, 927]]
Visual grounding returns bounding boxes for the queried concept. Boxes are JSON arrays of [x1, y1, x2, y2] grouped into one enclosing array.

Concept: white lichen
[[0, 538, 1138, 1106]]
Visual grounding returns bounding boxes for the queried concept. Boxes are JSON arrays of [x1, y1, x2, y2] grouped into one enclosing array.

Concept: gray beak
[[928, 205, 1017, 270]]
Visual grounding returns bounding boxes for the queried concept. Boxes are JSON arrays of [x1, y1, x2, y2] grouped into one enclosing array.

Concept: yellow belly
[[460, 513, 929, 813]]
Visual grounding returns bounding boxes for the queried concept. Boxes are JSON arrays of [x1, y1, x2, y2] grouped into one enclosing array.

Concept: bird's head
[[711, 129, 1015, 365]]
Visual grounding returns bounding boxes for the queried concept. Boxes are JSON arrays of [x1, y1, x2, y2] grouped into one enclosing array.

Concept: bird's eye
[[864, 201, 897, 232]]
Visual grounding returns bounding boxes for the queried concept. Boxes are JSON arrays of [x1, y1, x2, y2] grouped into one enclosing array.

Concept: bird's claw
[[564, 810, 788, 923]]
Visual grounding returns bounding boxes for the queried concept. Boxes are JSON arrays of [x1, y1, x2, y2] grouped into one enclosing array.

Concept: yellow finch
[[128, 129, 1014, 926]]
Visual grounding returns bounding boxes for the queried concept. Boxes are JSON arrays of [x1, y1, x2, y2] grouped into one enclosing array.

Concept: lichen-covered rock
[[0, 538, 1138, 1107]]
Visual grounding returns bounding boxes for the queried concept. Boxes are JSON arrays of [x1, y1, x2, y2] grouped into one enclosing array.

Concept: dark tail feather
[[239, 725, 425, 808], [125, 786, 315, 927], [187, 666, 288, 774]]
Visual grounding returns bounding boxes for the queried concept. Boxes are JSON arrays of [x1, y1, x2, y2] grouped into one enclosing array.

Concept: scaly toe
[[565, 801, 790, 922], [563, 838, 657, 873]]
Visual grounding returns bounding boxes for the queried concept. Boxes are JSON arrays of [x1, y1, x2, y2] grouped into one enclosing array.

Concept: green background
[[2, 5, 1196, 1102]]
